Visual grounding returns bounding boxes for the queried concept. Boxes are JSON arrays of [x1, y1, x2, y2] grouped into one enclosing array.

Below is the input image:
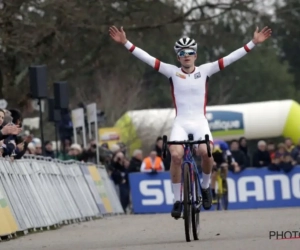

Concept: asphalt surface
[[1, 208, 300, 250]]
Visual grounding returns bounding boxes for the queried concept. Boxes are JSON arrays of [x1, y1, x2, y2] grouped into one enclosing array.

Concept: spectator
[[2, 109, 24, 158], [26, 142, 36, 155], [238, 137, 250, 166], [252, 140, 271, 167], [155, 137, 163, 157], [117, 142, 127, 156], [69, 143, 83, 160], [285, 137, 295, 153], [111, 144, 121, 154], [32, 138, 42, 155], [230, 140, 246, 171], [80, 140, 99, 163], [0, 123, 21, 140], [291, 139, 300, 165], [267, 141, 276, 161], [269, 143, 296, 173], [110, 151, 129, 213], [282, 154, 296, 173], [44, 141, 55, 158], [128, 149, 143, 173], [154, 136, 171, 171], [141, 150, 165, 173], [99, 144, 113, 168], [58, 138, 72, 160]]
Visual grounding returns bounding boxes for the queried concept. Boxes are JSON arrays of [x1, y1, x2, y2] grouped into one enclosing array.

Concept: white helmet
[[174, 37, 197, 54]]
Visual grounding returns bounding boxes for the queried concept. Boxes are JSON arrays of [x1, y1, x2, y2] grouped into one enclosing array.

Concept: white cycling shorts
[[169, 117, 213, 145]]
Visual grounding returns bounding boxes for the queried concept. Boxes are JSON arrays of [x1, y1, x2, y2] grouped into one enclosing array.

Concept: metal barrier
[[0, 156, 124, 240]]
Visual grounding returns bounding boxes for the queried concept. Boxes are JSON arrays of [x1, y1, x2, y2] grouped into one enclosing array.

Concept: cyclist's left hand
[[109, 26, 127, 45], [252, 26, 272, 44]]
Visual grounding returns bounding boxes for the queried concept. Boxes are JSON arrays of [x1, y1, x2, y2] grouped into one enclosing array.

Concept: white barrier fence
[[0, 156, 124, 240]]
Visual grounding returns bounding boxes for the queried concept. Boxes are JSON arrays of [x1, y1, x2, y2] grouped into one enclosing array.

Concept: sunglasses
[[178, 49, 196, 57]]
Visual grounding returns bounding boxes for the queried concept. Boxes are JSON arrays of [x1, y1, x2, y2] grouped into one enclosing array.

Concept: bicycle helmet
[[174, 37, 197, 54]]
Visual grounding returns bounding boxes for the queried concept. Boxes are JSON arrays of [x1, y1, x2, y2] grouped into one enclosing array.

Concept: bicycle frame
[[162, 133, 211, 212], [179, 144, 202, 210]]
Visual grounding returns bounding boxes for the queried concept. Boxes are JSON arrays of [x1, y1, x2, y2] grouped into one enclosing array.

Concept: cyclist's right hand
[[109, 26, 127, 44]]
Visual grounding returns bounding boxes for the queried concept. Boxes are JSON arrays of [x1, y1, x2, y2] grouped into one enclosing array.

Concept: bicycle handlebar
[[162, 134, 212, 158]]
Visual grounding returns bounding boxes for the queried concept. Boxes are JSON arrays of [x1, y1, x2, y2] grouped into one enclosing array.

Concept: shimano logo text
[[139, 180, 174, 206]]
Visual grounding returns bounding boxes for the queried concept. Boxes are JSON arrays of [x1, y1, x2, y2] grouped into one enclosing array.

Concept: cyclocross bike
[[213, 164, 229, 211], [162, 133, 212, 242]]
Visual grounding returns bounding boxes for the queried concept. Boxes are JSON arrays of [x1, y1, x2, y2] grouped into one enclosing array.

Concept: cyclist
[[109, 25, 271, 219], [211, 139, 234, 203]]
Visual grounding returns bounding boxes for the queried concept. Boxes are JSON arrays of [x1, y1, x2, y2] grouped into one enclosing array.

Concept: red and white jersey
[[124, 40, 255, 120]]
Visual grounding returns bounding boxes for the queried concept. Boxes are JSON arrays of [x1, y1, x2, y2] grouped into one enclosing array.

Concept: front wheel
[[191, 170, 200, 240], [183, 163, 192, 242]]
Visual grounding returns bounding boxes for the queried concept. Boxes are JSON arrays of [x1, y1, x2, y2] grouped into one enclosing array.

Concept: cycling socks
[[172, 173, 211, 203], [201, 173, 211, 189], [172, 183, 181, 202]]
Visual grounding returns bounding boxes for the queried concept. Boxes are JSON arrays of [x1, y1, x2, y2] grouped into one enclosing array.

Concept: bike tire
[[191, 170, 200, 240], [183, 163, 192, 242], [221, 178, 229, 210], [217, 193, 222, 210]]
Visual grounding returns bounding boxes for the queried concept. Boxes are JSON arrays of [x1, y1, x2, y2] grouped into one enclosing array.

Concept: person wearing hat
[[44, 141, 55, 158]]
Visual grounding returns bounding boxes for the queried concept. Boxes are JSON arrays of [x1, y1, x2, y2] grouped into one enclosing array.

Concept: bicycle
[[162, 133, 212, 242], [213, 164, 229, 211]]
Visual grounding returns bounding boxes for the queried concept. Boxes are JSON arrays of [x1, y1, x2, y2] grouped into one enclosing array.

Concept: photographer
[[80, 139, 98, 163], [1, 109, 26, 159], [0, 109, 22, 141], [110, 151, 130, 213]]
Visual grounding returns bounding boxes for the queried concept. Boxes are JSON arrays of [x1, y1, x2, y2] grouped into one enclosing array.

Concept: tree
[[275, 0, 300, 94], [188, 9, 297, 105], [0, 0, 260, 109]]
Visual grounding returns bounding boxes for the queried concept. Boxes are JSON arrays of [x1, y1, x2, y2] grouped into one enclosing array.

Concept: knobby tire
[[191, 170, 200, 240], [183, 163, 191, 242]]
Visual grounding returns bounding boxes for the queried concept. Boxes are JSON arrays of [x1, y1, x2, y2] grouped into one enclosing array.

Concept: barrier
[[0, 156, 124, 240], [129, 166, 300, 214]]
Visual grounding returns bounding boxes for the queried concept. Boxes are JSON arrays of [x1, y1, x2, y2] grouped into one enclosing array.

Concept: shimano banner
[[129, 166, 300, 214]]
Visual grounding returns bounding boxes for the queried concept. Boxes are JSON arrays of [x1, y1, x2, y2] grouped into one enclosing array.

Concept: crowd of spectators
[[103, 136, 300, 213], [3, 109, 299, 214]]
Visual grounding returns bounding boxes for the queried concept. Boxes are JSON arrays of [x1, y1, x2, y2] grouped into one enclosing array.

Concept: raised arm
[[109, 26, 174, 78], [203, 26, 272, 77]]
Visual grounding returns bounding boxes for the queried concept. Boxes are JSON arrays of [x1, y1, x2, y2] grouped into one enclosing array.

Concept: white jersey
[[124, 40, 255, 120]]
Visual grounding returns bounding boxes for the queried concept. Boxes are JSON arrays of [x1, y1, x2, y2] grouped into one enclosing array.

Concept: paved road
[[2, 208, 300, 250]]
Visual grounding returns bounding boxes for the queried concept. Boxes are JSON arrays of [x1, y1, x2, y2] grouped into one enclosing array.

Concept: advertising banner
[[129, 166, 300, 214]]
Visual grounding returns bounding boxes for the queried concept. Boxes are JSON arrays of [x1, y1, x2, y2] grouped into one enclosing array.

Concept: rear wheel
[[221, 178, 228, 210], [191, 170, 200, 240], [183, 163, 192, 242]]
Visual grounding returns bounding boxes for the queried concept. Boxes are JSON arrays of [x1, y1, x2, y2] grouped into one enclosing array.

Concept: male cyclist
[[211, 139, 235, 203], [109, 25, 271, 219]]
